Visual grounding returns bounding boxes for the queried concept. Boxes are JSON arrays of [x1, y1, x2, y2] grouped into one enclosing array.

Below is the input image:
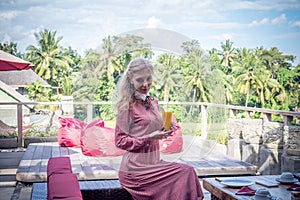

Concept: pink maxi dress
[[115, 98, 203, 200]]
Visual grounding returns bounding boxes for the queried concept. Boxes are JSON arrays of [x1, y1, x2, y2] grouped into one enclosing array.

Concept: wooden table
[[203, 175, 296, 200]]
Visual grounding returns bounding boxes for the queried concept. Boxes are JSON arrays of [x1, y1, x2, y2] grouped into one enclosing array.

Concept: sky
[[1, 0, 300, 65]]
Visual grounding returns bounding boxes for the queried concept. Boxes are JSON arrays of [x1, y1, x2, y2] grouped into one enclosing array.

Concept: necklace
[[141, 96, 153, 110]]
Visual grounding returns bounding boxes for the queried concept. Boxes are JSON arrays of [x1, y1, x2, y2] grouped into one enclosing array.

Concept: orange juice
[[162, 108, 172, 130]]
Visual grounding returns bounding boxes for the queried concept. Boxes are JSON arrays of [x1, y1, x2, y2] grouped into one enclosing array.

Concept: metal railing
[[0, 101, 299, 147]]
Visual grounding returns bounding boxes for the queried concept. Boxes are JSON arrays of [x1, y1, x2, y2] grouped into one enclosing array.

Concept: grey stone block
[[281, 154, 300, 173], [242, 142, 260, 166], [283, 125, 300, 156], [242, 119, 263, 144], [227, 139, 242, 160], [262, 122, 284, 149], [258, 146, 282, 175], [227, 118, 243, 139]]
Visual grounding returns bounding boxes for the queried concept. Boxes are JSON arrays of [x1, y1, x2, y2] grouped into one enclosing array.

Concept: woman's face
[[131, 68, 153, 94]]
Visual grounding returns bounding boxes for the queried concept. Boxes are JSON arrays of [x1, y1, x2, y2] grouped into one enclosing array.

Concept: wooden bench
[[31, 180, 133, 200]]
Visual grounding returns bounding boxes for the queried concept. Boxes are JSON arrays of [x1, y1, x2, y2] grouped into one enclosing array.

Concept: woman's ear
[[129, 79, 134, 85]]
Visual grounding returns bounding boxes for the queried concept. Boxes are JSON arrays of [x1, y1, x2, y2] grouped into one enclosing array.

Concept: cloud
[[250, 18, 270, 26], [214, 33, 233, 41], [250, 14, 286, 27], [146, 16, 161, 28], [227, 0, 300, 11], [291, 21, 300, 28], [1, 34, 11, 43], [0, 11, 19, 21], [271, 13, 286, 25]]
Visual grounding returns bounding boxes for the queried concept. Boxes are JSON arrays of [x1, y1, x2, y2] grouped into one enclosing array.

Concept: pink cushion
[[48, 173, 82, 200], [81, 119, 125, 156], [58, 118, 87, 147], [47, 157, 72, 178]]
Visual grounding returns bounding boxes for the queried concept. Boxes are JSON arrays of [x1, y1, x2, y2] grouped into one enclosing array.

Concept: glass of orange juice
[[162, 108, 172, 130]]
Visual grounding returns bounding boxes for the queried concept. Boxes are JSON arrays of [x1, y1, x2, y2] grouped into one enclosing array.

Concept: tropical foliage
[[1, 30, 299, 122]]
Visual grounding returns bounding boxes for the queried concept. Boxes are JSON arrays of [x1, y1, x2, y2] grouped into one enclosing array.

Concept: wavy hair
[[114, 57, 154, 111]]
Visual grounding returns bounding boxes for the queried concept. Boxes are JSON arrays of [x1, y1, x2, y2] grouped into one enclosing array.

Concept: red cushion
[[58, 118, 87, 147], [80, 119, 125, 156], [48, 173, 82, 200], [47, 157, 72, 178]]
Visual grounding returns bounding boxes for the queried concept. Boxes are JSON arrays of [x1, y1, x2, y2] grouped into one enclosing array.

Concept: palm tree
[[26, 29, 73, 86], [100, 35, 153, 78], [233, 48, 264, 107], [257, 69, 285, 107], [72, 50, 103, 102], [218, 39, 236, 74], [209, 48, 233, 104], [184, 49, 212, 103], [0, 42, 22, 57], [256, 47, 295, 79], [155, 54, 181, 103]]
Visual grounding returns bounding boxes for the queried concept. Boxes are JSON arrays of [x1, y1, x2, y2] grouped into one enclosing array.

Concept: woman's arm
[[115, 125, 149, 151], [115, 108, 150, 151]]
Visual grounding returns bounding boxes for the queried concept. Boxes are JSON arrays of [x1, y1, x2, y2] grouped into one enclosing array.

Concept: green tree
[[26, 81, 52, 102], [155, 54, 181, 103], [209, 48, 233, 104], [0, 42, 22, 57], [183, 47, 212, 103], [233, 48, 264, 107], [256, 68, 285, 107], [257, 47, 295, 79], [218, 39, 236, 74], [100, 35, 153, 78], [26, 29, 73, 86], [73, 50, 102, 102], [278, 64, 300, 109]]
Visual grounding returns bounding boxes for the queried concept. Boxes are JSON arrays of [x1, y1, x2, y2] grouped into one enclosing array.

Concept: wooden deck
[[16, 136, 257, 183]]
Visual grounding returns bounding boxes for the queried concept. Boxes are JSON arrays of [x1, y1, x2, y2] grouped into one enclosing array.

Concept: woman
[[114, 57, 204, 200]]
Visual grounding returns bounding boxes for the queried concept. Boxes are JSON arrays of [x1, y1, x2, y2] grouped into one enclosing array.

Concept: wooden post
[[284, 116, 293, 126], [229, 109, 236, 118], [263, 113, 272, 123], [87, 104, 93, 123], [245, 111, 251, 118], [17, 104, 23, 147], [201, 105, 207, 139]]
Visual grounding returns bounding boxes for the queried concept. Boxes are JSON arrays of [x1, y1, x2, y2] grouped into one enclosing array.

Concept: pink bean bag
[[58, 118, 87, 147], [159, 116, 183, 154], [81, 119, 125, 157]]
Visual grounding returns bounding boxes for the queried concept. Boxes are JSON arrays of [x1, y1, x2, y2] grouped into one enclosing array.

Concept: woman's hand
[[149, 129, 173, 140]]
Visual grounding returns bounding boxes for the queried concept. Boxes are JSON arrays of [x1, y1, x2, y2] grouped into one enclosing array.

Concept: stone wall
[[227, 118, 300, 175]]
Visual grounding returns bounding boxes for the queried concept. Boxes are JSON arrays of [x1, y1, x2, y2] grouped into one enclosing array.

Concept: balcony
[[0, 101, 299, 176]]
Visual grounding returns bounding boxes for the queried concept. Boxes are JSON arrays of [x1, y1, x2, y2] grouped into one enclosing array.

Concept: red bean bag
[[159, 116, 183, 154], [58, 118, 87, 147], [80, 119, 125, 156]]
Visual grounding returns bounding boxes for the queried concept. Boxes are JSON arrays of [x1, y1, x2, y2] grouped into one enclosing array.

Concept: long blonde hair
[[114, 57, 154, 111]]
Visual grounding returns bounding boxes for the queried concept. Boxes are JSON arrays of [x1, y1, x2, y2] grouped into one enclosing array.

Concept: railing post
[[263, 113, 272, 123], [87, 104, 93, 123], [230, 109, 236, 118], [245, 111, 251, 118], [284, 115, 293, 126], [17, 103, 23, 147], [201, 105, 207, 139]]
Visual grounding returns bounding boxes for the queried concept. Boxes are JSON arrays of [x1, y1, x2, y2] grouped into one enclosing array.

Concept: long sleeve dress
[[115, 97, 203, 200]]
